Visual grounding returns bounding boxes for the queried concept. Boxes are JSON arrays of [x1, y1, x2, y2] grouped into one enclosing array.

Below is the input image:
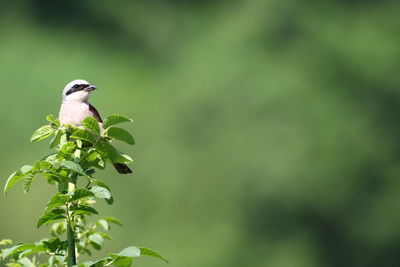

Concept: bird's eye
[[73, 84, 79, 89]]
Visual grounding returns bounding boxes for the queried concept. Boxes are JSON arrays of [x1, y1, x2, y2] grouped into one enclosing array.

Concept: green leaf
[[83, 116, 101, 135], [93, 258, 113, 267], [103, 217, 123, 226], [46, 115, 60, 127], [60, 142, 76, 154], [50, 221, 67, 236], [70, 129, 96, 144], [31, 125, 55, 142], [76, 242, 93, 256], [106, 196, 114, 205], [43, 153, 58, 165], [49, 130, 62, 149], [90, 180, 113, 204], [95, 140, 129, 164], [70, 188, 95, 202], [40, 160, 52, 170], [46, 114, 55, 122], [0, 239, 12, 246], [121, 154, 133, 163], [106, 127, 135, 145], [32, 160, 41, 171], [4, 165, 32, 194], [42, 238, 61, 253], [99, 233, 114, 241], [37, 209, 66, 228], [87, 153, 105, 170], [22, 162, 40, 193], [90, 186, 111, 200], [76, 258, 113, 267], [61, 161, 86, 175], [140, 247, 169, 263], [18, 257, 35, 267], [110, 256, 132, 267], [89, 234, 104, 246], [19, 244, 46, 258], [90, 179, 111, 191], [103, 114, 133, 129], [60, 132, 68, 146], [46, 193, 69, 211], [85, 168, 96, 175], [95, 140, 116, 159], [108, 246, 168, 265], [108, 246, 142, 267], [42, 172, 66, 184], [37, 215, 67, 229], [89, 233, 104, 253], [4, 172, 21, 194], [70, 205, 98, 216], [118, 246, 141, 257], [22, 173, 36, 194], [86, 152, 100, 163], [48, 255, 64, 266], [97, 219, 109, 231], [1, 244, 36, 259]]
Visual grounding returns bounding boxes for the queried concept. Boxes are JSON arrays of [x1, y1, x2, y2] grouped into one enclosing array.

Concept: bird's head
[[62, 79, 96, 103]]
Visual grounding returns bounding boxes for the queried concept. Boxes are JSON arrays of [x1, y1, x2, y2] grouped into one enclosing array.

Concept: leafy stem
[[66, 202, 76, 267], [1, 114, 168, 267], [65, 187, 76, 267]]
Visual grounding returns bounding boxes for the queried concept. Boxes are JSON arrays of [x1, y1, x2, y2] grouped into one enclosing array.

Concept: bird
[[59, 79, 132, 174]]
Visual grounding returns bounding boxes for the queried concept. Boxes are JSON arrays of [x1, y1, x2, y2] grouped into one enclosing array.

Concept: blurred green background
[[1, 0, 400, 266]]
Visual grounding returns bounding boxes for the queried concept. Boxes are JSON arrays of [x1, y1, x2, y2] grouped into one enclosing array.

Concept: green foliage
[[37, 209, 67, 228], [31, 125, 55, 142], [102, 115, 133, 130], [4, 166, 31, 194], [3, 1, 400, 266], [90, 186, 111, 200], [71, 129, 96, 144], [105, 128, 135, 145], [139, 248, 169, 263], [2, 115, 167, 267], [82, 117, 101, 135], [0, 240, 12, 246]]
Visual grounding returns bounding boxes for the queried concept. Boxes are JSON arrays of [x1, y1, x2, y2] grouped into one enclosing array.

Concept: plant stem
[[60, 181, 77, 266], [67, 221, 76, 267]]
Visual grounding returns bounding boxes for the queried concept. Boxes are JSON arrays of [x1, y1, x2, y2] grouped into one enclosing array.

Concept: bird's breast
[[59, 102, 91, 126]]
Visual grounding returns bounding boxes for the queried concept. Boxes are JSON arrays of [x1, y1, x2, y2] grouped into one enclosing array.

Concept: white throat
[[62, 91, 91, 104]]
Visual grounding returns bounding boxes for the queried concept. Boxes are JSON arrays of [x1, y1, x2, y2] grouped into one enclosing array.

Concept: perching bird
[[59, 79, 132, 174]]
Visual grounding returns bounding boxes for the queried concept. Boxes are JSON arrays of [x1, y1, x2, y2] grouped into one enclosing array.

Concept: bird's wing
[[89, 104, 103, 123]]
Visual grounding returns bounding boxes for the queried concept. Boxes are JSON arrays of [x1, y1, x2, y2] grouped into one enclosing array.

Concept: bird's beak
[[85, 85, 96, 91]]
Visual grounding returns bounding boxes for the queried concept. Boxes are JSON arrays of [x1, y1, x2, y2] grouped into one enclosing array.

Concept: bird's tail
[[113, 163, 133, 174]]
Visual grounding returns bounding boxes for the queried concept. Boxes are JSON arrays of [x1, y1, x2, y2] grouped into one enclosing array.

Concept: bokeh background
[[1, 0, 400, 266]]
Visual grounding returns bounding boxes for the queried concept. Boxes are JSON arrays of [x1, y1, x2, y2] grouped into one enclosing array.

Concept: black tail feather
[[113, 163, 133, 174]]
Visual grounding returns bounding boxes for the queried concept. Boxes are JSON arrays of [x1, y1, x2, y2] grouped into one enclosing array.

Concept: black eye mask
[[66, 84, 90, 96]]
